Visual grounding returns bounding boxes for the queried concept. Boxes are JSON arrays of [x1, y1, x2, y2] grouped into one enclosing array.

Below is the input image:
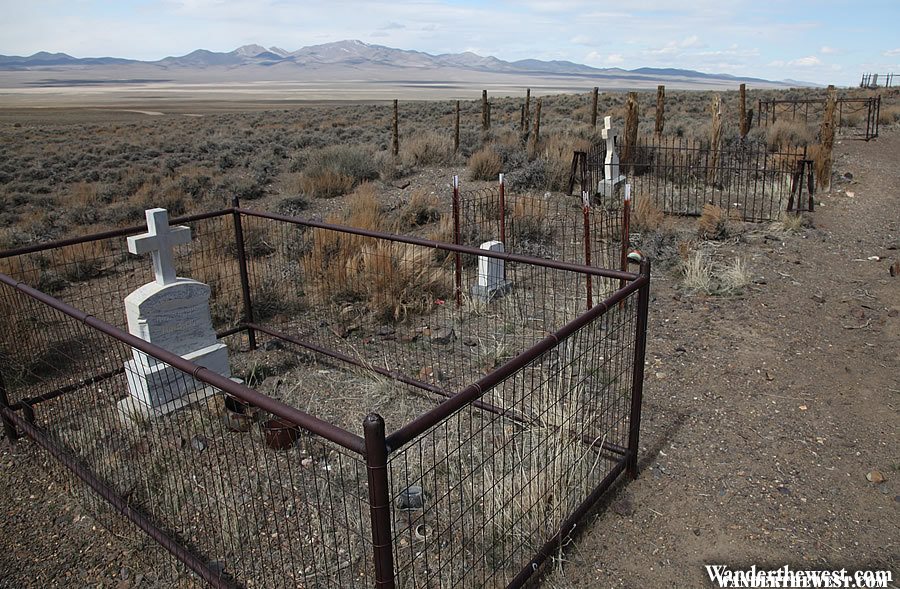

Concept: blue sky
[[2, 0, 898, 85]]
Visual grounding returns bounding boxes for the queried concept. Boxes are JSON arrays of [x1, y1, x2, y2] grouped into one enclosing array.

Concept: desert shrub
[[302, 185, 451, 322], [534, 134, 591, 192], [510, 197, 552, 244], [300, 145, 378, 198], [766, 120, 814, 151], [468, 148, 502, 181], [274, 195, 309, 217], [696, 204, 741, 239], [505, 159, 546, 191], [400, 132, 455, 168], [632, 195, 666, 233], [398, 190, 442, 229]]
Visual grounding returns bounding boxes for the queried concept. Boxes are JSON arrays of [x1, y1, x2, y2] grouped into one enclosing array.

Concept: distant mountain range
[[0, 40, 804, 90]]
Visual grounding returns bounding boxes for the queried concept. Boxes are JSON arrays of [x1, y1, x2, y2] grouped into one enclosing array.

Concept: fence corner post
[[231, 197, 257, 350], [627, 258, 651, 478], [364, 413, 396, 589]]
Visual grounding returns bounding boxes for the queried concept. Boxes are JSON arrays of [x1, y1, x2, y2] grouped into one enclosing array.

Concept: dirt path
[[1, 132, 898, 588]]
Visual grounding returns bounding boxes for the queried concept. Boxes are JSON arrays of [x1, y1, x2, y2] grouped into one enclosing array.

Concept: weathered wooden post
[[655, 85, 665, 138], [529, 97, 542, 153], [591, 87, 599, 128], [739, 83, 749, 138], [624, 92, 639, 172], [818, 84, 837, 189], [392, 99, 399, 157], [708, 94, 722, 186], [523, 88, 531, 140], [482, 90, 490, 140], [454, 100, 460, 154]]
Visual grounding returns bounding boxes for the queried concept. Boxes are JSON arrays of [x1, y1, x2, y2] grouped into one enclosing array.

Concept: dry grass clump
[[766, 120, 815, 151], [696, 204, 742, 240], [397, 190, 442, 229], [532, 134, 591, 192], [401, 132, 456, 168], [303, 184, 452, 322], [632, 196, 667, 233], [300, 145, 378, 198], [774, 212, 809, 233], [680, 248, 751, 295], [681, 251, 713, 293], [468, 147, 502, 181], [510, 197, 552, 244]]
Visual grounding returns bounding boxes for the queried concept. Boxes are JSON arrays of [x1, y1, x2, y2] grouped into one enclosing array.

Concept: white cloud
[[884, 48, 900, 57], [570, 34, 593, 46], [585, 51, 624, 66], [820, 45, 838, 54], [788, 56, 822, 67], [606, 53, 625, 65]]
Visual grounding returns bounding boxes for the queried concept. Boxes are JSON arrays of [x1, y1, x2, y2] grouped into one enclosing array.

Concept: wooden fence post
[[392, 99, 399, 157], [818, 84, 837, 190], [624, 92, 639, 172], [529, 97, 542, 153], [739, 83, 749, 138], [708, 94, 722, 186], [523, 88, 531, 141], [454, 100, 460, 154], [655, 85, 665, 138], [482, 90, 489, 140], [591, 87, 599, 128]]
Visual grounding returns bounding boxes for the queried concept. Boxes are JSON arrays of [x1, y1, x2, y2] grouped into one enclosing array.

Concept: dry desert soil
[[1, 127, 898, 587]]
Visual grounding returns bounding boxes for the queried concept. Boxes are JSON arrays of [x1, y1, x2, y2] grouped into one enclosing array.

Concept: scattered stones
[[890, 262, 899, 277], [301, 457, 314, 468], [262, 339, 284, 351], [430, 327, 456, 345], [866, 470, 885, 484], [376, 325, 395, 337], [811, 294, 826, 304], [190, 435, 207, 452]]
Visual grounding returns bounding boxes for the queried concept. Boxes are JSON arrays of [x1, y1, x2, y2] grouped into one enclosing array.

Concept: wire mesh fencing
[[454, 178, 626, 283], [571, 136, 809, 222], [757, 96, 881, 140], [0, 206, 650, 588]]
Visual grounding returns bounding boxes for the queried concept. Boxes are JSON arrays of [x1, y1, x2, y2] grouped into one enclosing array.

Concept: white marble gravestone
[[471, 240, 512, 301], [599, 116, 626, 197], [120, 208, 230, 417]]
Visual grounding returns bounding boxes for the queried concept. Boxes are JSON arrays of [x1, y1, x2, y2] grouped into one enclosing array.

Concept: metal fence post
[[452, 176, 462, 308], [0, 367, 18, 442], [626, 258, 651, 478], [231, 197, 257, 350], [498, 174, 506, 246], [364, 413, 396, 589]]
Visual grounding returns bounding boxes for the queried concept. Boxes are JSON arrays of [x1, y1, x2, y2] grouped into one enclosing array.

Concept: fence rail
[[0, 206, 649, 588]]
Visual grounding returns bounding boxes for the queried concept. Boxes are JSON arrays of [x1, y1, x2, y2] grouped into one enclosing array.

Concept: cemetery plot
[[0, 205, 649, 588]]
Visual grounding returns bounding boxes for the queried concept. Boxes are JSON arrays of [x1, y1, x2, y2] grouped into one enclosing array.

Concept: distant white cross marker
[[127, 208, 191, 286], [602, 116, 615, 153]]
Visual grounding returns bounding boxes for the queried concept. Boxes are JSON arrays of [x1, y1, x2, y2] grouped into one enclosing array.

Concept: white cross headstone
[[127, 208, 191, 286], [471, 240, 512, 301], [599, 116, 626, 198], [119, 208, 232, 419]]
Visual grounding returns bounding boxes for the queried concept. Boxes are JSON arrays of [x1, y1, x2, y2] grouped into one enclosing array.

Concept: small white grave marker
[[471, 240, 512, 301], [599, 116, 626, 198], [119, 208, 231, 419]]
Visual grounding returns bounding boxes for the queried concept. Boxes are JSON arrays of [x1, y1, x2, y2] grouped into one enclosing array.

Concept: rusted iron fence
[[757, 96, 881, 140], [454, 176, 628, 297], [569, 137, 809, 222], [0, 205, 650, 588]]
